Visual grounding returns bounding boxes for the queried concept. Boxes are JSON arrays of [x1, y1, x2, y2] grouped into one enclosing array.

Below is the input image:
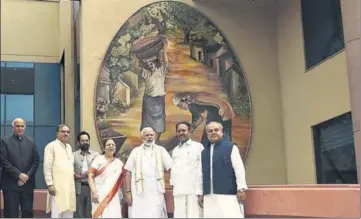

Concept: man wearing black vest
[[198, 121, 247, 218], [0, 118, 39, 218]]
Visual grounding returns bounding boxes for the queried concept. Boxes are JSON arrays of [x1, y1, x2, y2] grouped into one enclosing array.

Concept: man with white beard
[[123, 127, 173, 218], [198, 121, 247, 218]]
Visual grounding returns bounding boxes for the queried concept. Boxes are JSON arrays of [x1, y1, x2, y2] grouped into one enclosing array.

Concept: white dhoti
[[173, 194, 201, 218], [125, 144, 173, 218], [50, 196, 74, 218], [201, 144, 247, 218], [129, 192, 167, 218], [203, 194, 244, 218]]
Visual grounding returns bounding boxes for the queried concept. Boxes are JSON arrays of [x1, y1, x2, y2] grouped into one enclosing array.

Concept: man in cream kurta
[[170, 121, 203, 218], [43, 124, 76, 218], [124, 127, 173, 218], [198, 121, 247, 218]]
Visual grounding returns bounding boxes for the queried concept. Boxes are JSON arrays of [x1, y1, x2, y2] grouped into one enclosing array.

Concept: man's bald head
[[205, 121, 223, 132], [206, 121, 224, 143]]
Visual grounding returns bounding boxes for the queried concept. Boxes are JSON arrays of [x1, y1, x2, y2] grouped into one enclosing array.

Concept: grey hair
[[12, 118, 26, 128], [57, 124, 70, 132], [205, 121, 223, 131], [140, 127, 155, 136]]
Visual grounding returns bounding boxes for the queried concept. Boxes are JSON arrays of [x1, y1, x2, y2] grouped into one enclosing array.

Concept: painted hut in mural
[[118, 70, 141, 97], [190, 40, 206, 62], [98, 66, 111, 103], [204, 44, 222, 73], [113, 79, 131, 107]]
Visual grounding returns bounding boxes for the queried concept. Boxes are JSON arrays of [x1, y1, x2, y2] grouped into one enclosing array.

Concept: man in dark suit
[[0, 118, 39, 218]]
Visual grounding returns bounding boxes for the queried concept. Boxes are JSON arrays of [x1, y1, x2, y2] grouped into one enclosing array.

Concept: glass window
[[313, 112, 357, 184], [34, 63, 61, 126], [34, 126, 57, 189], [5, 95, 34, 126], [4, 125, 34, 139], [5, 62, 34, 68], [34, 126, 57, 162], [34, 162, 47, 189], [0, 61, 62, 190], [1, 66, 35, 94], [0, 126, 4, 138], [1, 94, 4, 124], [301, 0, 345, 69]]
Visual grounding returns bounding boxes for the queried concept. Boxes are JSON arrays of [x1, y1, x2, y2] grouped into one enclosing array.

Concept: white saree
[[89, 155, 124, 218]]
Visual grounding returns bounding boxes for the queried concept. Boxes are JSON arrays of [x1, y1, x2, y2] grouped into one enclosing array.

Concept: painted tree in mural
[[145, 1, 172, 34], [104, 1, 227, 78], [168, 4, 203, 44], [232, 63, 251, 118], [191, 22, 224, 45], [160, 2, 224, 44]]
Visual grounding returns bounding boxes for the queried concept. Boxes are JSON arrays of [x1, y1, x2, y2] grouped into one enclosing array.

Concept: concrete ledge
[[1, 184, 359, 218], [244, 184, 360, 218]]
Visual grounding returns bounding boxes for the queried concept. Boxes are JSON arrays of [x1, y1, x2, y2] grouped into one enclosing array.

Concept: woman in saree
[[88, 138, 125, 218]]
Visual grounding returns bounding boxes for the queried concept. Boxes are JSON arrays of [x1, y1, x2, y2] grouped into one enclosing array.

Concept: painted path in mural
[[105, 39, 250, 156]]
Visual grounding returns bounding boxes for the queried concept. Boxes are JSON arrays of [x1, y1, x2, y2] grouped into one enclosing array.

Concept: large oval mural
[[94, 1, 252, 161]]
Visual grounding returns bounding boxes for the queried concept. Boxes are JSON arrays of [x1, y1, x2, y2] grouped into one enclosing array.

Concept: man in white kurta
[[124, 127, 173, 218], [198, 121, 248, 218], [170, 122, 203, 218], [43, 125, 76, 218]]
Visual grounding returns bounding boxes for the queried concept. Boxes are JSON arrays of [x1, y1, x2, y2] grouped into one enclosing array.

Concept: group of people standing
[[0, 118, 248, 218]]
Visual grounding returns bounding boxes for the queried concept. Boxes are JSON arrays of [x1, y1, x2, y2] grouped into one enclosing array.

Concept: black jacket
[[0, 135, 40, 191]]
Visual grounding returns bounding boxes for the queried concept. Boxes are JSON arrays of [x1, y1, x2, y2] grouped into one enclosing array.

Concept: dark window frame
[[301, 0, 345, 71], [312, 112, 357, 184]]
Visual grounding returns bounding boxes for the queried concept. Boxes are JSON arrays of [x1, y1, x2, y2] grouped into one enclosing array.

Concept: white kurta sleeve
[[169, 148, 177, 186], [196, 149, 203, 195], [124, 149, 136, 172], [67, 145, 74, 164], [230, 145, 248, 191], [43, 143, 54, 187], [161, 147, 173, 171]]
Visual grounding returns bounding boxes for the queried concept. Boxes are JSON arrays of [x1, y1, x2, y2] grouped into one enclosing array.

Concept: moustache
[[80, 143, 89, 150]]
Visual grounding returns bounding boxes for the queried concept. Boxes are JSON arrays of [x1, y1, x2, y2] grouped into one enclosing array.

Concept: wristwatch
[[238, 189, 246, 192]]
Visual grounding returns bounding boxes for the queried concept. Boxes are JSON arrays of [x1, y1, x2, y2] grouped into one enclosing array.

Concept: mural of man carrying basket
[[130, 35, 169, 144]]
